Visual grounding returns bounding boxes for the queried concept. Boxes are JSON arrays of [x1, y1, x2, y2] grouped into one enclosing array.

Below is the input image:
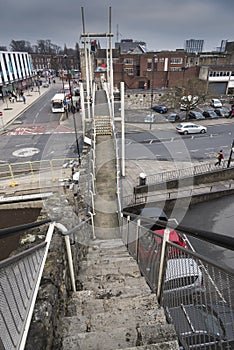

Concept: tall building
[[185, 39, 204, 53]]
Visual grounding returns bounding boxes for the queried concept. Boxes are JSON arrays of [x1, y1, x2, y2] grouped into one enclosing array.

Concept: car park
[[188, 111, 205, 120], [202, 110, 219, 118], [166, 113, 182, 122], [210, 98, 222, 108], [176, 122, 207, 135], [144, 114, 155, 123], [165, 303, 234, 349], [151, 105, 168, 113]]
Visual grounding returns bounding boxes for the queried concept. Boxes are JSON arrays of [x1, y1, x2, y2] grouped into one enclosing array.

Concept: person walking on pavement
[[215, 150, 224, 166]]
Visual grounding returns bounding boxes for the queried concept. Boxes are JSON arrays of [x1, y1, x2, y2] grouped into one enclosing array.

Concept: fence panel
[[0, 243, 47, 350], [121, 217, 234, 350]]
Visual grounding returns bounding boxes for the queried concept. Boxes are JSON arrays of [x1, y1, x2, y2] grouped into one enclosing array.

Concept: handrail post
[[156, 228, 170, 301], [88, 211, 96, 240], [54, 223, 76, 292]]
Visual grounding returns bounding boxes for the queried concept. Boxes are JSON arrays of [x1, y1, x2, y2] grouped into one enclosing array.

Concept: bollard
[[139, 172, 146, 186]]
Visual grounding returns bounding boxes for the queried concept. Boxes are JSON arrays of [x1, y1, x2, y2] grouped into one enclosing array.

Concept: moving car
[[165, 303, 234, 349], [176, 122, 207, 135], [166, 113, 182, 123], [188, 111, 205, 120], [210, 98, 222, 108], [202, 110, 219, 119], [151, 105, 168, 113]]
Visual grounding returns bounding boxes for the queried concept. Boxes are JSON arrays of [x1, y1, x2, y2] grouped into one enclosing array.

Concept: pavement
[[0, 84, 51, 130]]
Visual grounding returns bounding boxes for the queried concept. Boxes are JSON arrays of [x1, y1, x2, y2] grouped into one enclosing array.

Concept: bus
[[51, 93, 66, 113]]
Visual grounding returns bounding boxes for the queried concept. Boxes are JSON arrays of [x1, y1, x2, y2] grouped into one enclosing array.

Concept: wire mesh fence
[[121, 216, 234, 350]]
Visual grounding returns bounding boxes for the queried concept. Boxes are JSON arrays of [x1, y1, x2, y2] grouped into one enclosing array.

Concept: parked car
[[165, 303, 234, 349], [135, 229, 187, 261], [166, 113, 182, 123], [202, 110, 219, 119], [188, 111, 205, 120], [176, 122, 207, 135], [210, 98, 222, 108], [151, 105, 168, 113], [163, 258, 205, 297], [144, 114, 155, 123], [153, 229, 187, 257], [214, 107, 231, 118]]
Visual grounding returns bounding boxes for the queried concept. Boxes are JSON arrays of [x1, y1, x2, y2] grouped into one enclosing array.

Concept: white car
[[164, 258, 205, 296], [210, 98, 222, 108], [176, 122, 207, 135]]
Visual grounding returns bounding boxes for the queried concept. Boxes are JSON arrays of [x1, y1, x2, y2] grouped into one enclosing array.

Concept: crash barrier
[[0, 158, 78, 182], [0, 221, 54, 350], [121, 214, 234, 350]]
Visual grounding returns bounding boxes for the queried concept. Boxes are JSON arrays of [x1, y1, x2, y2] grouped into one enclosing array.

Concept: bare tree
[[159, 78, 207, 119], [9, 40, 32, 52]]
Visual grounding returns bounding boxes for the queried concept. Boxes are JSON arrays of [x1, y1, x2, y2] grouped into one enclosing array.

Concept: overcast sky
[[0, 0, 233, 52]]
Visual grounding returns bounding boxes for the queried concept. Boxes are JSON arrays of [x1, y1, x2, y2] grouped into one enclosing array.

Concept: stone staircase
[[94, 116, 112, 135], [61, 239, 179, 350]]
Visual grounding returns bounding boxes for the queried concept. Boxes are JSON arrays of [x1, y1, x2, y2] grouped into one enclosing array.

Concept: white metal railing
[[0, 222, 55, 350]]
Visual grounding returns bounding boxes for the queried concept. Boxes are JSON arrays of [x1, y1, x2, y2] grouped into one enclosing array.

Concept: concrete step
[[114, 342, 180, 350], [69, 292, 163, 315], [63, 295, 165, 333], [79, 276, 151, 297], [66, 291, 161, 317], [62, 324, 178, 350]]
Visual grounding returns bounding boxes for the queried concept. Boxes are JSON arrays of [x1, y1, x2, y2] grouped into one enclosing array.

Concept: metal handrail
[[0, 222, 55, 350]]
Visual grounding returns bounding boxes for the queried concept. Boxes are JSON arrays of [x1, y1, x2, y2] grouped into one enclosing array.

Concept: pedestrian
[[215, 150, 224, 166], [22, 95, 26, 104]]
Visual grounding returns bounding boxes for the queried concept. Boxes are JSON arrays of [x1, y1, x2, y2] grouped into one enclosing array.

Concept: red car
[[129, 229, 187, 264], [153, 229, 187, 257]]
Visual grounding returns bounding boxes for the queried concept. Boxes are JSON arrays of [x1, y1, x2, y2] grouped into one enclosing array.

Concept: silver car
[[176, 122, 207, 135]]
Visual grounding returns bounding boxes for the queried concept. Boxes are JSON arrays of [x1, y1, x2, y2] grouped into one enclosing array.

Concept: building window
[[171, 57, 183, 64], [159, 58, 164, 62], [124, 68, 133, 75], [147, 59, 152, 71], [124, 58, 133, 65]]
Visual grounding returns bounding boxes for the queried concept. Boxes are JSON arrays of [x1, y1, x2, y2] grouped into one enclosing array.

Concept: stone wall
[[124, 91, 165, 109]]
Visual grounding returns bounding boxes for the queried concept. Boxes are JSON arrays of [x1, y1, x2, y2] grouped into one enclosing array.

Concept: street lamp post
[[227, 139, 234, 168], [150, 55, 157, 109], [64, 54, 81, 165]]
